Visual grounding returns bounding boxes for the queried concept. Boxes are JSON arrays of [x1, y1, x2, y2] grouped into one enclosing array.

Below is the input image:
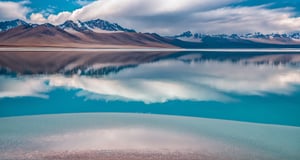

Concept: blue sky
[[24, 0, 83, 15], [6, 0, 96, 15], [1, 0, 300, 34], [237, 0, 300, 10]]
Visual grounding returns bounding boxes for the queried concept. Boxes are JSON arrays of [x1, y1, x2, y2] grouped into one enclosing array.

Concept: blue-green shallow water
[[0, 51, 300, 126], [1, 88, 300, 126]]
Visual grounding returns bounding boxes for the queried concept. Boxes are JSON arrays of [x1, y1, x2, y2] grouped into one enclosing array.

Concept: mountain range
[[0, 19, 174, 48], [172, 31, 300, 44], [1, 19, 300, 48]]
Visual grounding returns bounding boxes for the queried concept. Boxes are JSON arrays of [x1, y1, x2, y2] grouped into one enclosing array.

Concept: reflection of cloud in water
[[49, 75, 231, 103], [0, 76, 50, 98], [35, 128, 204, 151], [0, 59, 300, 103]]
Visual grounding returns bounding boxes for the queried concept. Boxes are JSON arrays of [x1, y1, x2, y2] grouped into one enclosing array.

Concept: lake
[[0, 50, 300, 159]]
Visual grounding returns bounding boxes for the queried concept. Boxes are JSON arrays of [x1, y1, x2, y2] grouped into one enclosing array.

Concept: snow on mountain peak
[[0, 19, 28, 32], [57, 19, 135, 33], [173, 31, 300, 42], [84, 19, 135, 32]]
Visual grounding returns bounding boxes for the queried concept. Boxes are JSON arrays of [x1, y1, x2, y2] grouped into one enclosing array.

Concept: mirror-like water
[[1, 51, 300, 160], [1, 51, 300, 126]]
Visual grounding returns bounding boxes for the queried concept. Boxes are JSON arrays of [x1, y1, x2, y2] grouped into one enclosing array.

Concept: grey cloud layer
[[29, 0, 300, 34], [1, 0, 300, 34]]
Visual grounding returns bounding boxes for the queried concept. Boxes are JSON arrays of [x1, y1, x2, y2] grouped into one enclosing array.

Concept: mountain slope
[[0, 24, 83, 47], [0, 21, 175, 48]]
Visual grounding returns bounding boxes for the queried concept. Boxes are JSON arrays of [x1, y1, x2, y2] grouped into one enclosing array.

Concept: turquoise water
[[1, 51, 300, 126], [1, 89, 300, 126]]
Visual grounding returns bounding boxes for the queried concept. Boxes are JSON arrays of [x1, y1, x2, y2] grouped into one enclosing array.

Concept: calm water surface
[[0, 51, 300, 126], [0, 51, 300, 159]]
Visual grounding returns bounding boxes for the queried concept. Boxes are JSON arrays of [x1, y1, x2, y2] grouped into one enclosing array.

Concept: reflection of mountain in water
[[0, 51, 174, 75], [62, 64, 141, 77], [1, 51, 300, 126], [174, 52, 300, 66], [0, 51, 300, 76]]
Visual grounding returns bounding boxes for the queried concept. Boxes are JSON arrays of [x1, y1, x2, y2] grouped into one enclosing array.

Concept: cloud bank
[[1, 0, 300, 34], [25, 0, 300, 34]]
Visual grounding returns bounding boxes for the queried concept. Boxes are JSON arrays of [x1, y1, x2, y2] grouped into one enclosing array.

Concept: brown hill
[[0, 24, 176, 48]]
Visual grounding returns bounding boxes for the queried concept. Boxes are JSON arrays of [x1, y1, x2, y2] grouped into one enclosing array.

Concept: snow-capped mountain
[[1, 19, 300, 48], [58, 20, 89, 32], [165, 31, 300, 48], [174, 31, 193, 38], [0, 19, 136, 34], [83, 19, 135, 33], [0, 19, 28, 32], [58, 19, 135, 33], [173, 31, 300, 43], [0, 19, 173, 48]]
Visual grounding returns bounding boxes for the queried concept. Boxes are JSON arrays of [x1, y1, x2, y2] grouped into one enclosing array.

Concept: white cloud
[[189, 6, 300, 34], [30, 13, 47, 24], [0, 1, 30, 20], [47, 11, 72, 24], [27, 0, 300, 34]]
